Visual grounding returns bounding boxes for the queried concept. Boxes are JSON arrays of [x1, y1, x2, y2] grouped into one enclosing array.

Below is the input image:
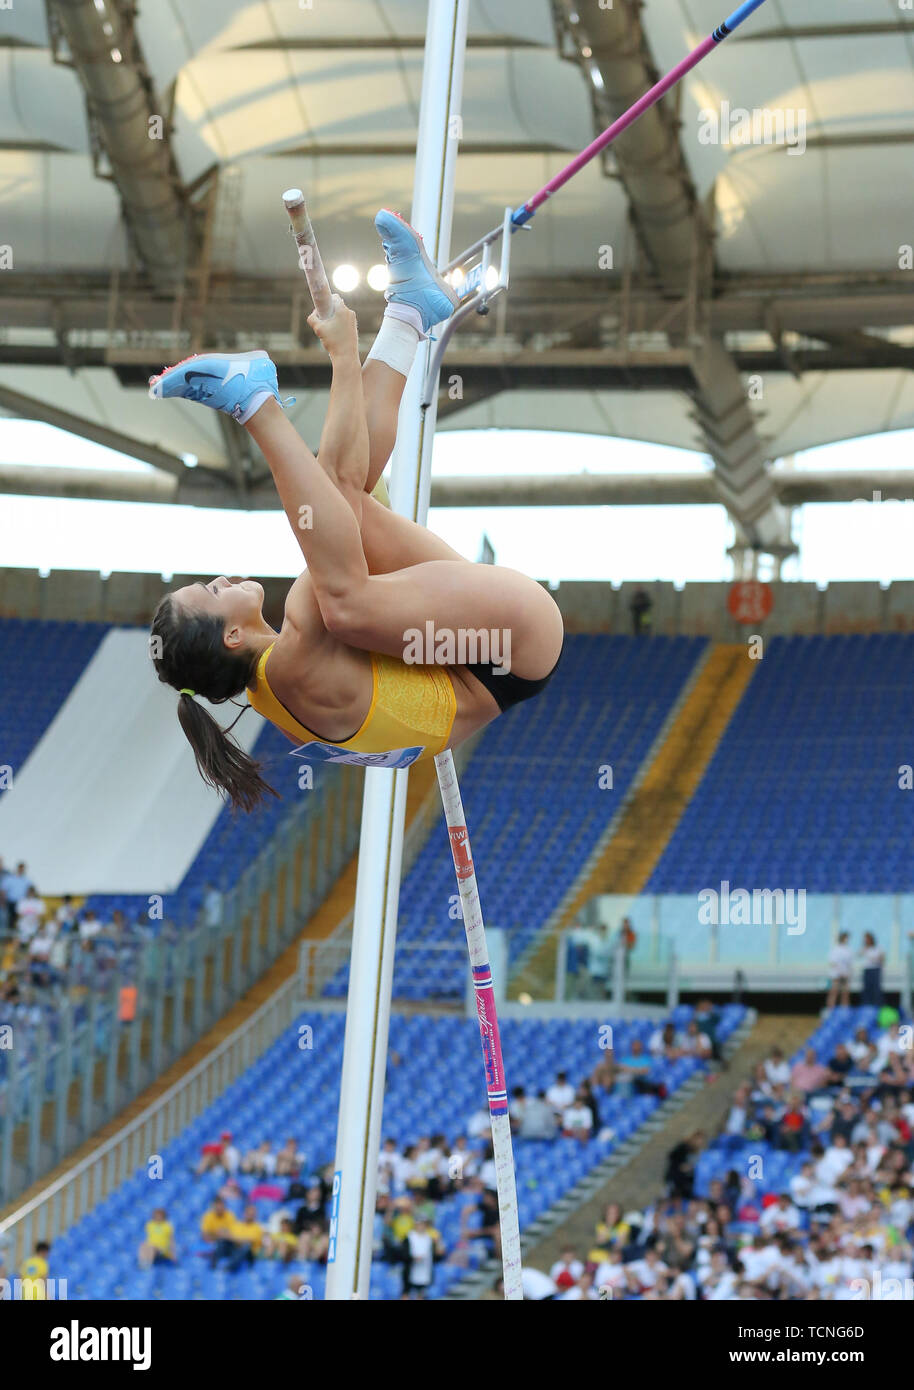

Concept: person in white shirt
[[467, 1105, 491, 1140], [826, 932, 853, 1010], [818, 1135, 854, 1184], [546, 1072, 575, 1115], [520, 1266, 558, 1300], [79, 910, 103, 942], [558, 1270, 598, 1300], [377, 1138, 405, 1196], [759, 1195, 800, 1234], [562, 1099, 593, 1142], [702, 1251, 739, 1301], [16, 889, 45, 941], [667, 1265, 697, 1300], [403, 1216, 442, 1299], [627, 1248, 668, 1289], [738, 1236, 780, 1284], [594, 1249, 626, 1294], [763, 1048, 791, 1088], [550, 1251, 584, 1287], [447, 1136, 478, 1185], [847, 1027, 872, 1064], [27, 928, 55, 963]]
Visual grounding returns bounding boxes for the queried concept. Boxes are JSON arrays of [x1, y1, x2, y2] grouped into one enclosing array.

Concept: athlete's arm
[[244, 398, 370, 617]]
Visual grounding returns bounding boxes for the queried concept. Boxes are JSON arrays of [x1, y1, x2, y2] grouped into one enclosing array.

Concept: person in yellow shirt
[[225, 1204, 263, 1273], [201, 1196, 238, 1269], [263, 1217, 299, 1264], [138, 1207, 176, 1268], [20, 1242, 50, 1300]]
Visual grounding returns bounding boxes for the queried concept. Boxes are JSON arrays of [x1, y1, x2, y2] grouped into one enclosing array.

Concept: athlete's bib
[[288, 741, 425, 769]]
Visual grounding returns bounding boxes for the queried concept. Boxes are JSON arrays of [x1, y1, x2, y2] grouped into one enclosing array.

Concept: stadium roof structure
[[0, 0, 912, 549]]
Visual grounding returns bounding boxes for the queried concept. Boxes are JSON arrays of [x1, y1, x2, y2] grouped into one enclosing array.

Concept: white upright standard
[[325, 0, 470, 1302]]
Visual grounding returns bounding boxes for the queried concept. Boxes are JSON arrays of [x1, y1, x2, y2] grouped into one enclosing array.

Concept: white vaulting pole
[[326, 0, 470, 1302], [435, 752, 523, 1298]]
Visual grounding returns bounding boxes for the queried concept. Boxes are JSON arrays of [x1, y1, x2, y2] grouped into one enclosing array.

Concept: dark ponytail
[[150, 594, 279, 814]]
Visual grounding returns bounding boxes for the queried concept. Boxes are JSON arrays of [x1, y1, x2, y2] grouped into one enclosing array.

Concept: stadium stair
[[512, 1011, 813, 1289], [510, 645, 756, 999]]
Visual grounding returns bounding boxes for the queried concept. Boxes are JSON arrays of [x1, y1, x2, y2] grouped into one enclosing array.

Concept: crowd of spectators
[[516, 1010, 914, 1300], [132, 1039, 685, 1299]]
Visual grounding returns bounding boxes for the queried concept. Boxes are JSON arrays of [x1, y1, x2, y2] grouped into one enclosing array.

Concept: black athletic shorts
[[466, 640, 563, 714]]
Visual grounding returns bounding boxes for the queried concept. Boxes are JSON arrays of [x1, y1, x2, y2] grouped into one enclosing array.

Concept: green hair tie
[[180, 688, 196, 698]]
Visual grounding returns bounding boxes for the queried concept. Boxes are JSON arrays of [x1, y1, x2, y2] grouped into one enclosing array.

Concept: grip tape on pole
[[282, 187, 334, 319]]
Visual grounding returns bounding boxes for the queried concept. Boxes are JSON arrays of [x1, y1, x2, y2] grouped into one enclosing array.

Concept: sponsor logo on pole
[[448, 824, 474, 879]]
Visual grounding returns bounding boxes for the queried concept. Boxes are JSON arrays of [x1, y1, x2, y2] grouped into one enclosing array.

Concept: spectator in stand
[[790, 1048, 832, 1095], [826, 932, 853, 1011], [615, 1037, 655, 1097], [508, 1085, 527, 1134], [559, 1269, 599, 1300], [224, 1203, 262, 1272], [447, 1135, 478, 1184], [759, 1193, 800, 1235], [519, 1090, 557, 1140], [78, 909, 103, 943], [378, 1137, 406, 1195], [630, 587, 652, 636], [678, 1019, 713, 1062], [138, 1208, 176, 1268], [19, 1240, 51, 1299], [460, 1177, 501, 1261], [578, 1077, 601, 1133], [274, 1137, 304, 1178], [550, 1248, 585, 1291], [48, 928, 69, 976], [467, 1103, 491, 1140], [294, 1184, 329, 1261], [724, 1083, 751, 1135], [546, 1070, 575, 1117], [859, 933, 884, 1008], [402, 1214, 444, 1300], [649, 1022, 682, 1061], [275, 1273, 309, 1300], [590, 1046, 615, 1093], [847, 1026, 872, 1065], [828, 1043, 854, 1083], [17, 886, 45, 940], [55, 896, 77, 932], [665, 1131, 706, 1199], [27, 925, 55, 986], [694, 1000, 723, 1063], [263, 1217, 299, 1264], [777, 1094, 807, 1152], [200, 1197, 237, 1268], [240, 1140, 276, 1177], [194, 1130, 238, 1176], [593, 1201, 633, 1255], [562, 1089, 594, 1143], [763, 1047, 791, 1089], [3, 862, 30, 931]]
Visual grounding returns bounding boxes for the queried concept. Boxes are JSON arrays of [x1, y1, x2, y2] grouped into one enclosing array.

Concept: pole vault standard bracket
[[420, 206, 518, 412], [422, 0, 772, 410]]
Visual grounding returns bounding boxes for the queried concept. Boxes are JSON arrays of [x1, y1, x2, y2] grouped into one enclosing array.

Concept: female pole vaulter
[[148, 213, 564, 810]]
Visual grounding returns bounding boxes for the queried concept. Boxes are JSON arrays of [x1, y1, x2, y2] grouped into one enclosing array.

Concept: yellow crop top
[[245, 644, 457, 768]]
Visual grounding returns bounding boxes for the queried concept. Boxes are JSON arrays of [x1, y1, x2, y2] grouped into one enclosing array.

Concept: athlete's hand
[[309, 296, 359, 359]]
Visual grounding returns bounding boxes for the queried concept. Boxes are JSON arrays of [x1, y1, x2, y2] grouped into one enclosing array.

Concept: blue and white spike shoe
[[148, 350, 283, 422], [375, 209, 459, 333]]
